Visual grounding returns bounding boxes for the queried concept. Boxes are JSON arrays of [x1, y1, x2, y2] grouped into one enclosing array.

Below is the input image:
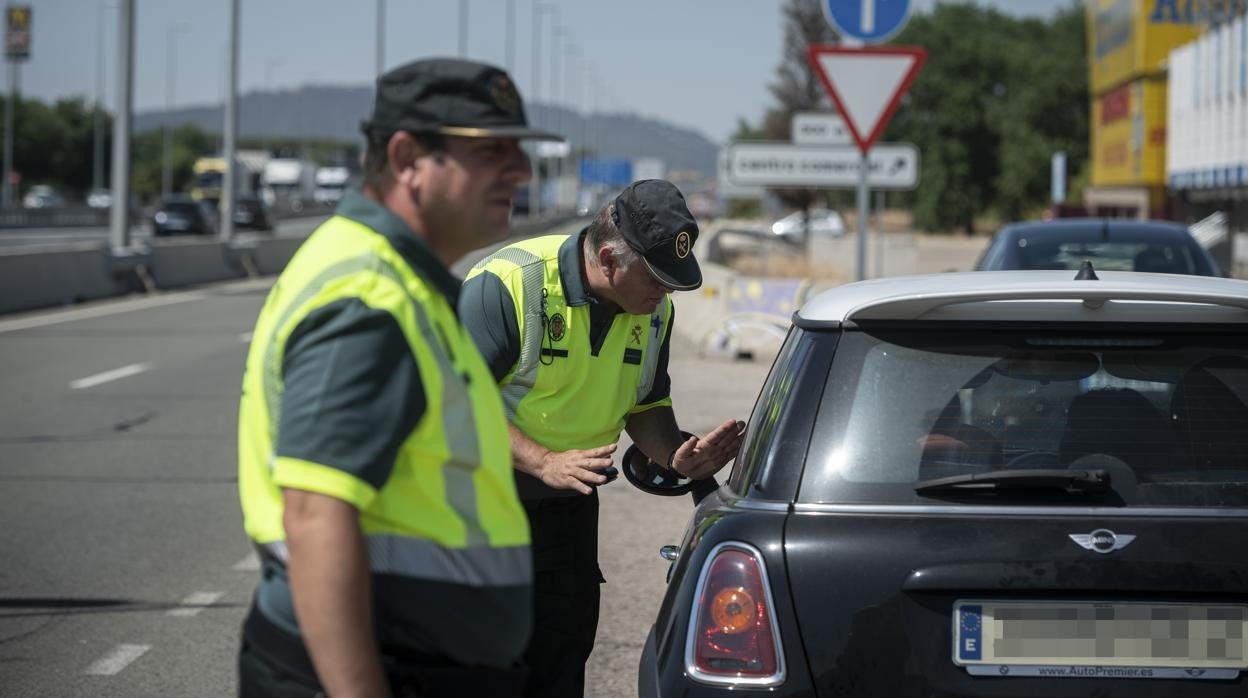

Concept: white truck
[[263, 159, 317, 213], [313, 166, 351, 207]]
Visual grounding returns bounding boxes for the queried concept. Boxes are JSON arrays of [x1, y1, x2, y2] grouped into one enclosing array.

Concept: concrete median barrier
[[0, 245, 133, 314], [0, 213, 582, 317]]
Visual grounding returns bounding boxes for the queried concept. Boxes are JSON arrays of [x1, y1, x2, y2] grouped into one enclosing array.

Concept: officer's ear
[[387, 132, 425, 189], [596, 245, 618, 277]]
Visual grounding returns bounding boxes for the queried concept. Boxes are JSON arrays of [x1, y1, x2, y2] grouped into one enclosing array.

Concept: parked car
[[770, 208, 846, 239], [975, 218, 1221, 276], [151, 196, 217, 236], [86, 188, 112, 209], [22, 184, 65, 209], [640, 267, 1248, 697], [233, 195, 275, 232]]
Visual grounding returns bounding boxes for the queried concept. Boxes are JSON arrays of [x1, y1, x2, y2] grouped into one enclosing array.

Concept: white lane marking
[[69, 362, 153, 390], [0, 293, 205, 334], [167, 591, 224, 618], [84, 644, 150, 675], [237, 331, 253, 343], [232, 552, 260, 571]]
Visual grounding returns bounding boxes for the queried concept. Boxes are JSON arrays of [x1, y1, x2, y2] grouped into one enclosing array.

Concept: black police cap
[[361, 57, 563, 142], [612, 179, 702, 291]]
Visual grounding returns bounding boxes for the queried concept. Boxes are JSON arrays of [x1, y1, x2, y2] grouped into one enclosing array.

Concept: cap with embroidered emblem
[[361, 57, 563, 141], [612, 179, 702, 290]]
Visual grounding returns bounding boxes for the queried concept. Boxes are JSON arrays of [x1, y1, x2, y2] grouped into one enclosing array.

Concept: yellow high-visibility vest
[[238, 212, 531, 641], [467, 234, 673, 453]]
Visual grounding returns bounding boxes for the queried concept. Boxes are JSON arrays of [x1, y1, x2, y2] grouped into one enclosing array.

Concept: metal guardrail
[[0, 206, 122, 229], [0, 200, 336, 230]]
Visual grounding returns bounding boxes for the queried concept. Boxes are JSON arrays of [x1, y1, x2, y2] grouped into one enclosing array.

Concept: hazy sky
[[21, 0, 1075, 143]]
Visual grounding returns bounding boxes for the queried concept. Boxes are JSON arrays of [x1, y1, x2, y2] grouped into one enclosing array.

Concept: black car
[[975, 219, 1222, 276], [151, 196, 217, 236], [640, 269, 1248, 697], [234, 195, 275, 232]]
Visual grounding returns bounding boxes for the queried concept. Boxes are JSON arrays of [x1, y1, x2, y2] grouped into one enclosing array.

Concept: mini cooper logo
[[630, 324, 643, 345], [547, 312, 565, 341], [674, 230, 692, 259], [1069, 529, 1135, 554]]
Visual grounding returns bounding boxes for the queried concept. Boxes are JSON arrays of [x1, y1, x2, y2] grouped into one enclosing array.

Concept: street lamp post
[[161, 21, 190, 199], [260, 57, 283, 154], [530, 1, 548, 218], [458, 0, 469, 57], [376, 0, 385, 75]]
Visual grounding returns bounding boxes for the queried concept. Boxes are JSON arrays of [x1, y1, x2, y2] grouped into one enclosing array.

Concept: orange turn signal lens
[[710, 587, 756, 634]]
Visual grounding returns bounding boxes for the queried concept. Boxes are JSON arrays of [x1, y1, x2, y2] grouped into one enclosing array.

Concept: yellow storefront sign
[[1091, 76, 1169, 186], [1086, 0, 1202, 93]]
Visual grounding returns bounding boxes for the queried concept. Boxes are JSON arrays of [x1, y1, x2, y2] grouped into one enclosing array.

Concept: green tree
[[758, 0, 839, 213]]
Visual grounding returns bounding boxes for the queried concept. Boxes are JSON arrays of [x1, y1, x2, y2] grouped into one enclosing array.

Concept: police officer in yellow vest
[[459, 179, 747, 698], [237, 58, 562, 698]]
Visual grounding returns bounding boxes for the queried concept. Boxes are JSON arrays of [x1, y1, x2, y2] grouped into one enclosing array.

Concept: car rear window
[[164, 202, 200, 215], [1018, 241, 1198, 275], [800, 328, 1248, 508]]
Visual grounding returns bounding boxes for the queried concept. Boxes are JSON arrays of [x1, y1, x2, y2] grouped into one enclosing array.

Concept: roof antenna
[[1075, 260, 1099, 281]]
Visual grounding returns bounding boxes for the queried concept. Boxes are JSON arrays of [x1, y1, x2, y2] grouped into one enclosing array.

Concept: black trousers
[[238, 605, 526, 698], [521, 492, 605, 698]]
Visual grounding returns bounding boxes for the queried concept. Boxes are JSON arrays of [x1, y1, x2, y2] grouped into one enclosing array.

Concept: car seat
[[1169, 365, 1248, 470], [919, 394, 1003, 478], [1058, 388, 1173, 472]]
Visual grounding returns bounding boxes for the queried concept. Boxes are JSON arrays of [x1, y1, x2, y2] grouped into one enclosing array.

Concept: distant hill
[[134, 84, 719, 178]]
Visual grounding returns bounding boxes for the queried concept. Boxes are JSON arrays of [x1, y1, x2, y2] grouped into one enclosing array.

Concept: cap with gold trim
[[361, 57, 563, 142], [612, 179, 702, 291]]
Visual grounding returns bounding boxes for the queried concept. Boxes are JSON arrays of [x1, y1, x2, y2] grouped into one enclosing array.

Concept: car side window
[[728, 328, 814, 496]]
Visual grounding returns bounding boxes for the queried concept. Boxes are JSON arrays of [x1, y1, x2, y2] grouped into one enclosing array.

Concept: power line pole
[[92, 0, 107, 195], [109, 0, 134, 251], [221, 0, 239, 242], [505, 0, 515, 72], [161, 22, 189, 199], [530, 1, 545, 218], [376, 0, 384, 75], [458, 0, 468, 57]]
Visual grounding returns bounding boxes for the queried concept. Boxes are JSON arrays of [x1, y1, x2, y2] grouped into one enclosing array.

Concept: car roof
[[796, 270, 1248, 325], [996, 218, 1193, 243]]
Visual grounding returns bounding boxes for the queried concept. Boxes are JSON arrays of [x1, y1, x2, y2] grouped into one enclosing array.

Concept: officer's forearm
[[282, 489, 390, 698], [624, 406, 684, 466], [509, 423, 553, 476]]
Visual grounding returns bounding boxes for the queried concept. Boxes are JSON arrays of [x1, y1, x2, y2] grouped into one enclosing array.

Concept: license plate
[[953, 600, 1247, 680]]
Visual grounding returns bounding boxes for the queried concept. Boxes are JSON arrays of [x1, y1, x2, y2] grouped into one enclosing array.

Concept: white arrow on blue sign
[[821, 0, 913, 45]]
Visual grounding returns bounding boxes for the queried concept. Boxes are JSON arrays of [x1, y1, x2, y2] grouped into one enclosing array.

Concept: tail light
[[685, 542, 785, 687]]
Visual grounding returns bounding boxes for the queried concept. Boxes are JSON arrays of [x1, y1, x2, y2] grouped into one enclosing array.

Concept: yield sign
[[807, 45, 926, 155]]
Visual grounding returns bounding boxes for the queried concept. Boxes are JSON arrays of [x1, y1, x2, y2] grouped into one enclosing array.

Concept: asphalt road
[[0, 223, 771, 696]]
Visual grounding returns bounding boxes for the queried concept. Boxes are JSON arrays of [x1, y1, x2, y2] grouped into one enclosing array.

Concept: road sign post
[[3, 4, 30, 210], [808, 44, 926, 281]]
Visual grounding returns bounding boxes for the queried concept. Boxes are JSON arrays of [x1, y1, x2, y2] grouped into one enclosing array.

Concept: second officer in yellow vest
[[459, 179, 747, 698]]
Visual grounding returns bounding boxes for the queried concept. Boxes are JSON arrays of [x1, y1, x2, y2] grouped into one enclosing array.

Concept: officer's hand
[[538, 444, 618, 495], [670, 419, 746, 481]]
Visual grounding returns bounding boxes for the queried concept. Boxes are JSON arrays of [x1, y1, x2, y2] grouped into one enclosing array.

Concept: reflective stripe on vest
[[261, 538, 531, 588], [258, 251, 489, 546], [473, 247, 544, 420]]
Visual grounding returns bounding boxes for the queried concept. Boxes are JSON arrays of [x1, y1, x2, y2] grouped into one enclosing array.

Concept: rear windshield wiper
[[914, 469, 1111, 494]]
